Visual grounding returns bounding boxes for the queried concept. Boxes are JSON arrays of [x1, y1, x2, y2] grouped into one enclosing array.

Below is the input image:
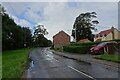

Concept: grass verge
[[95, 54, 120, 63], [53, 48, 63, 52], [0, 53, 2, 79], [2, 48, 33, 78]]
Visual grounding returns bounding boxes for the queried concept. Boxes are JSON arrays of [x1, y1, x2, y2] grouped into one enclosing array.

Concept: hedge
[[63, 41, 120, 54], [63, 46, 90, 54], [63, 42, 101, 54], [69, 42, 100, 46]]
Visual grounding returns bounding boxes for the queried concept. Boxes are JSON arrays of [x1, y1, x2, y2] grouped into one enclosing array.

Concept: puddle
[[28, 60, 35, 72], [31, 61, 34, 67]]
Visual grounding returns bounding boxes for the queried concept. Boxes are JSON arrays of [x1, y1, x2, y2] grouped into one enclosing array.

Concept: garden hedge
[[70, 42, 100, 46], [63, 46, 90, 54], [63, 42, 100, 54]]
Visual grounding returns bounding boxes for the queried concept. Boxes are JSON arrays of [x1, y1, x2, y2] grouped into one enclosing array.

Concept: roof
[[78, 39, 91, 42], [95, 39, 102, 42], [53, 30, 70, 38], [99, 29, 112, 35], [96, 29, 112, 36]]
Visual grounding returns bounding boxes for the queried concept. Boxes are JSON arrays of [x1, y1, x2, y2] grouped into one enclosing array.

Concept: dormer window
[[100, 34, 102, 37], [104, 34, 106, 37]]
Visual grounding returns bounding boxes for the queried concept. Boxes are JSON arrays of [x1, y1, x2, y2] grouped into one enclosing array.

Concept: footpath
[[51, 50, 120, 71]]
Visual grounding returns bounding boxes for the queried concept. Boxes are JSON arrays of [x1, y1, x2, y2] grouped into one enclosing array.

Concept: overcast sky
[[2, 1, 118, 41]]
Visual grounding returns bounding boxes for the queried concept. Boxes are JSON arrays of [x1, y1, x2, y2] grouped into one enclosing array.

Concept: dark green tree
[[2, 5, 51, 50], [2, 5, 33, 50], [21, 27, 32, 48], [2, 13, 17, 50], [72, 12, 99, 42], [34, 25, 48, 36], [33, 24, 52, 47]]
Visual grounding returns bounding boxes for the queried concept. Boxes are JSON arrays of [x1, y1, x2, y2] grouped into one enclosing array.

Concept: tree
[[33, 24, 52, 47], [2, 13, 17, 50], [0, 4, 6, 15], [2, 5, 33, 50], [72, 12, 99, 42], [2, 5, 51, 50], [21, 27, 32, 48], [34, 25, 48, 37]]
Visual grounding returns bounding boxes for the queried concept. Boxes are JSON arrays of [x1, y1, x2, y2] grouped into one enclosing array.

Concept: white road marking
[[52, 58, 60, 62], [49, 53, 96, 79], [67, 65, 96, 80]]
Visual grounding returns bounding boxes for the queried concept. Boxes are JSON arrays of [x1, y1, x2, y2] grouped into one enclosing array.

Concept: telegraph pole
[[75, 24, 77, 42]]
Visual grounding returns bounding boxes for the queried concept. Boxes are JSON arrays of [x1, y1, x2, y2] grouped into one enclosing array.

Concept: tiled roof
[[53, 30, 70, 38], [96, 29, 112, 36], [95, 39, 102, 42], [79, 39, 91, 42], [99, 29, 112, 35]]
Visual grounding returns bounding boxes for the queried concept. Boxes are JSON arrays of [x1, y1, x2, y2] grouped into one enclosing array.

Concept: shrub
[[63, 42, 100, 54], [63, 46, 90, 54], [69, 42, 100, 46]]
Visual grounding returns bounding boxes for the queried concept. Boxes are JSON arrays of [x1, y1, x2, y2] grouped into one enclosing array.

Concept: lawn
[[2, 48, 33, 78], [95, 54, 120, 62], [0, 53, 2, 79]]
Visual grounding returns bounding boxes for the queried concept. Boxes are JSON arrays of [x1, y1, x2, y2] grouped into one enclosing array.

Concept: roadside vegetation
[[51, 47, 63, 52], [0, 54, 2, 79], [2, 5, 52, 51], [95, 54, 120, 62], [2, 48, 33, 78], [63, 42, 100, 54], [1, 4, 52, 79]]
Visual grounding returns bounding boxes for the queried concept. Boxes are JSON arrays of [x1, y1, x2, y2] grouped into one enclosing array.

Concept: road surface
[[26, 48, 119, 79]]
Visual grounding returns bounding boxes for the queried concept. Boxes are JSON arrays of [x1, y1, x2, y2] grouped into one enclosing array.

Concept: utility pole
[[75, 24, 77, 42], [75, 29, 76, 42], [67, 25, 77, 43]]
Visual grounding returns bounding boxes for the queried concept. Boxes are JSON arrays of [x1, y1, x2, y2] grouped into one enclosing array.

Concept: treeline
[[2, 7, 52, 51]]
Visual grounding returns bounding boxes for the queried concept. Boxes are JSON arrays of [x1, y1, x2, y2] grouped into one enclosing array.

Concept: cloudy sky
[[2, 1, 118, 41]]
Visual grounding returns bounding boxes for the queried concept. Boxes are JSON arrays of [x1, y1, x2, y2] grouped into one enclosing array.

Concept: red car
[[90, 42, 117, 54]]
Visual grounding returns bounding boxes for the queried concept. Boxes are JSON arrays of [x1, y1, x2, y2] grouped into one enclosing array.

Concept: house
[[53, 31, 70, 48], [94, 27, 120, 42], [78, 39, 91, 43]]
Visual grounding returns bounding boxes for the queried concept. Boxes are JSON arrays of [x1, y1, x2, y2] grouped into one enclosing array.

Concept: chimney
[[111, 26, 114, 40]]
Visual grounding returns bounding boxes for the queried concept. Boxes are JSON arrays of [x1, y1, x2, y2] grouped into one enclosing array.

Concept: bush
[[63, 46, 90, 54], [69, 42, 100, 46], [63, 42, 100, 54]]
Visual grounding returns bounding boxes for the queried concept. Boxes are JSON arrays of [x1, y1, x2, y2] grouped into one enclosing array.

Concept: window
[[104, 34, 106, 37], [100, 34, 102, 37]]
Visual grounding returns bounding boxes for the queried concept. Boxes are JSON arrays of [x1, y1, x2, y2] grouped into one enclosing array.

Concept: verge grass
[[0, 53, 2, 79], [95, 54, 120, 62], [2, 48, 33, 78]]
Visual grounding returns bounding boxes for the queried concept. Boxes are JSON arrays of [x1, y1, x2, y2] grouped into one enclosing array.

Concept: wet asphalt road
[[26, 48, 119, 79]]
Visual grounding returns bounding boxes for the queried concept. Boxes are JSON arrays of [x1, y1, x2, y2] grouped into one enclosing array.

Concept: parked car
[[90, 41, 117, 55]]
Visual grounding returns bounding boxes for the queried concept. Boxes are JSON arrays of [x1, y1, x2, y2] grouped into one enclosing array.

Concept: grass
[[2, 48, 33, 78], [95, 54, 120, 62], [0, 53, 2, 79], [52, 47, 64, 52]]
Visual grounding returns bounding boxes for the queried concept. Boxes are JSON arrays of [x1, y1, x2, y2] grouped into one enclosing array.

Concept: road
[[26, 48, 119, 79]]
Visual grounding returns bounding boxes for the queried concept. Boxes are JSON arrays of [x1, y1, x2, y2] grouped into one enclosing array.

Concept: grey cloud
[[2, 2, 118, 41]]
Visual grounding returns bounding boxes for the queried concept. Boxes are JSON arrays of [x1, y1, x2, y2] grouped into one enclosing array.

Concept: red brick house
[[53, 31, 70, 48]]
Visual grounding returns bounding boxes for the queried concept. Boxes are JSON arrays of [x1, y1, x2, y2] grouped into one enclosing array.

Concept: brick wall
[[53, 31, 70, 48]]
